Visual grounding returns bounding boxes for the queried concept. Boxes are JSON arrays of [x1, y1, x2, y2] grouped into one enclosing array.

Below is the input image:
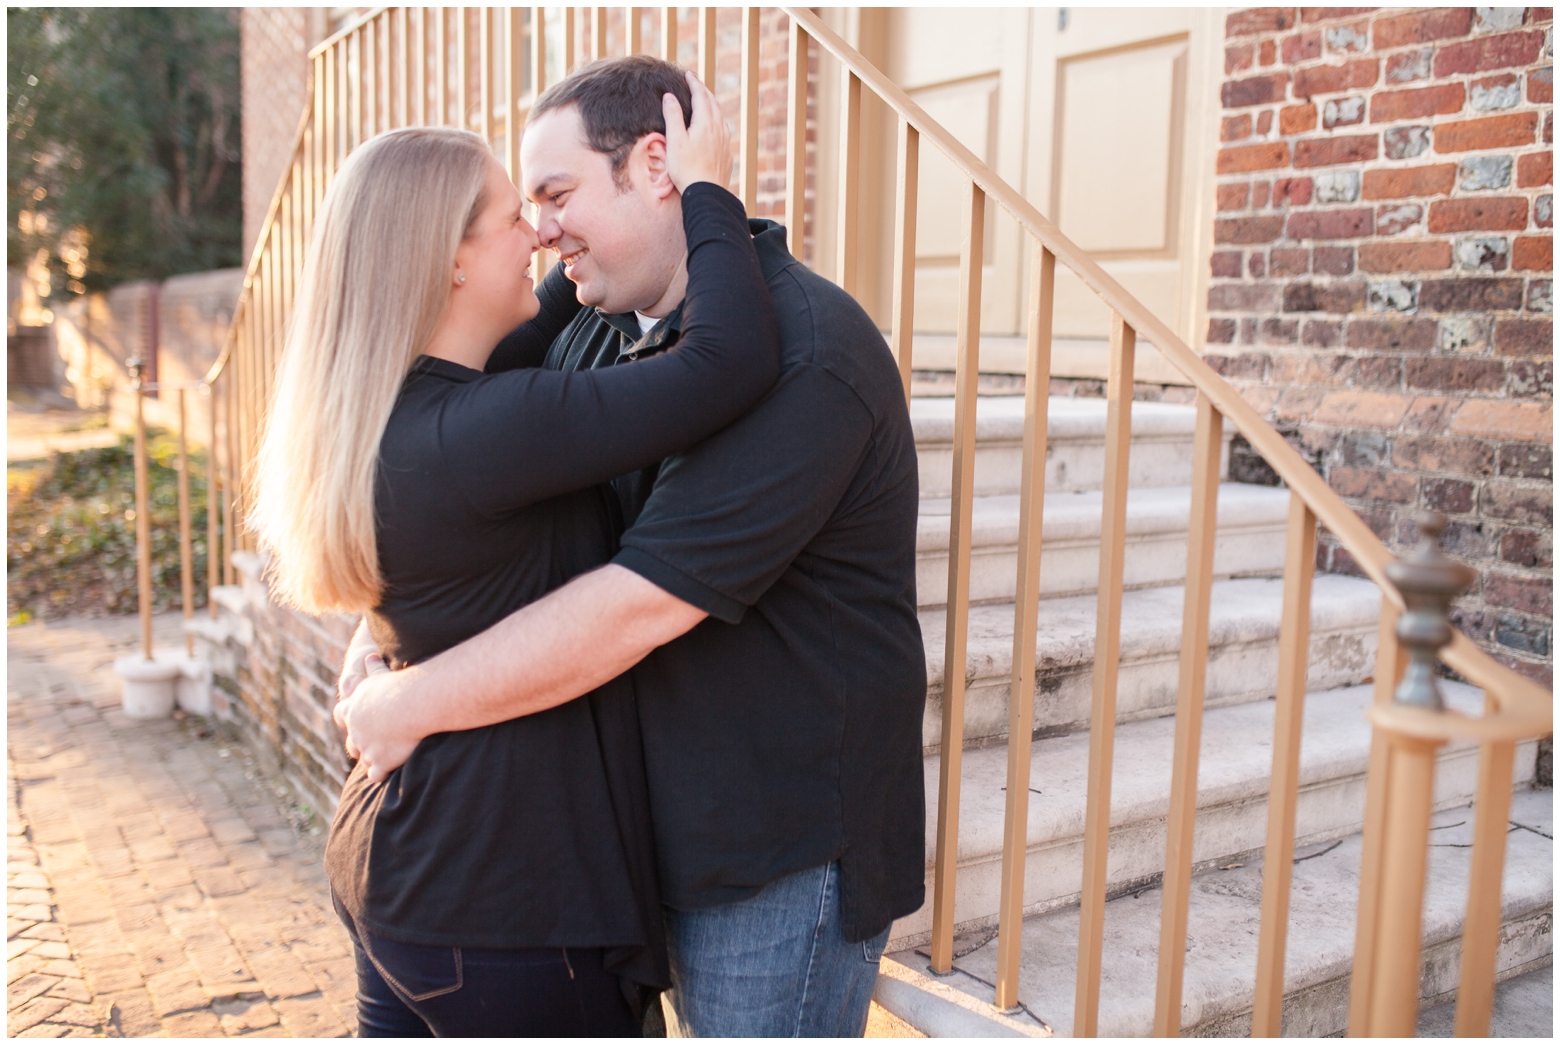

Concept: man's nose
[[535, 210, 563, 249]]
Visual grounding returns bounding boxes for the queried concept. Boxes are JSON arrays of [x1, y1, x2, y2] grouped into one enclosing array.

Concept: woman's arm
[[483, 262, 582, 373], [436, 75, 780, 515], [440, 182, 779, 514]]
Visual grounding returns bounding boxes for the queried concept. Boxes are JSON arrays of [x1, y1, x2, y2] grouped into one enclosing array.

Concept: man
[[337, 57, 925, 1037]]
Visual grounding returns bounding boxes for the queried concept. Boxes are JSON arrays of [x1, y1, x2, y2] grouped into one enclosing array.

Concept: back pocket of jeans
[[362, 931, 464, 1002], [862, 933, 888, 964]]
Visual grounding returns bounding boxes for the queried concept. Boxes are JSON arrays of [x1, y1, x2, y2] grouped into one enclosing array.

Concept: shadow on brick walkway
[[8, 614, 354, 1037]]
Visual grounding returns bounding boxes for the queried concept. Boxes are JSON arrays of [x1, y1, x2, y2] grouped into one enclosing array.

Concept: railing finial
[[1385, 511, 1476, 712]]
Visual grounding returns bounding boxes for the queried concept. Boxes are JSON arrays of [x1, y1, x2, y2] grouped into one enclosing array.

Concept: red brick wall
[[241, 9, 327, 259], [209, 554, 356, 818], [604, 8, 819, 262], [1209, 7, 1553, 684]]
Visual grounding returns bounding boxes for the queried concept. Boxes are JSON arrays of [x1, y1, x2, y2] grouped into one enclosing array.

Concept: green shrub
[[8, 432, 214, 622]]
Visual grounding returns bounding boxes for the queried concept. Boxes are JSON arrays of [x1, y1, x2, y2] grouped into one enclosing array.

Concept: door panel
[[872, 6, 1220, 381], [882, 7, 1032, 338]]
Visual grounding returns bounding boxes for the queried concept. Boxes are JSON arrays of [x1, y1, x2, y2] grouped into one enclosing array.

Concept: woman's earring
[[456, 272, 467, 284]]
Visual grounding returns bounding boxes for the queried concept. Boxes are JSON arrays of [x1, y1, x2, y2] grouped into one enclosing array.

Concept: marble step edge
[[892, 682, 1539, 948], [910, 396, 1221, 446], [914, 485, 1293, 609], [879, 790, 1553, 1037], [921, 574, 1381, 691], [914, 482, 1289, 552], [919, 574, 1384, 750]]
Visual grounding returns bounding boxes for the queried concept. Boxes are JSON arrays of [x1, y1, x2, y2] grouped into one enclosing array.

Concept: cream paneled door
[[877, 7, 1221, 381]]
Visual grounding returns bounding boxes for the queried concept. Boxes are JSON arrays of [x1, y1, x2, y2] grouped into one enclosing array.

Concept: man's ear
[[635, 132, 678, 200]]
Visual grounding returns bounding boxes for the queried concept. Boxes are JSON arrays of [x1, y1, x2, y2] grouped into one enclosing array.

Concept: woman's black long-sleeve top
[[324, 184, 779, 993]]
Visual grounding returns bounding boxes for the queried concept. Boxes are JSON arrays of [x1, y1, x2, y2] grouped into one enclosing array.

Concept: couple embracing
[[253, 56, 925, 1037]]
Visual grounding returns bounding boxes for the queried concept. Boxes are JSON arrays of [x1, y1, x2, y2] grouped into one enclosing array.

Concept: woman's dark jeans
[[336, 897, 638, 1037]]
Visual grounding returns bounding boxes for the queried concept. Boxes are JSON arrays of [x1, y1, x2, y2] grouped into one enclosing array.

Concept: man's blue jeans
[[662, 861, 891, 1037]]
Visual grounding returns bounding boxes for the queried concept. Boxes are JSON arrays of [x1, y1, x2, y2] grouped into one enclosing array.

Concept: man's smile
[[561, 246, 590, 271]]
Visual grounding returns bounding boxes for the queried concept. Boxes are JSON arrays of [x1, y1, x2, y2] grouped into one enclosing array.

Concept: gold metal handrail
[[135, 8, 1548, 1038], [782, 12, 1548, 1039]]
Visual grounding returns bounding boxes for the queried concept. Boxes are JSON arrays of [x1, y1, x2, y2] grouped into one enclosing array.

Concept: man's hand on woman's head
[[663, 71, 732, 194]]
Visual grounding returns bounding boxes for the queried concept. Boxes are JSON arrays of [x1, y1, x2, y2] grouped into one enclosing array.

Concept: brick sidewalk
[[7, 614, 355, 1037], [7, 613, 922, 1038]]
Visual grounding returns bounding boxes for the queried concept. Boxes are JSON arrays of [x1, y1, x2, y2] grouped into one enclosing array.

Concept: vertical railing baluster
[[627, 7, 642, 54], [698, 7, 717, 87], [1350, 629, 1399, 1035], [1358, 515, 1472, 1036], [177, 389, 194, 655], [254, 253, 269, 425], [563, 6, 578, 75], [310, 100, 321, 230], [435, 8, 448, 124], [283, 171, 294, 322], [1251, 492, 1318, 1037], [233, 323, 247, 557], [352, 29, 365, 145], [1152, 393, 1223, 1037], [336, 39, 350, 162], [836, 71, 860, 297], [311, 54, 323, 219], [784, 17, 808, 261], [739, 7, 760, 212], [532, 6, 548, 97], [381, 12, 392, 130], [131, 368, 153, 658], [456, 7, 469, 128], [367, 19, 379, 137], [393, 8, 406, 127], [480, 7, 493, 142], [662, 6, 678, 62], [223, 342, 239, 568], [890, 117, 917, 403], [531, 6, 552, 286], [929, 181, 985, 975], [1454, 738, 1517, 1036], [342, 33, 353, 148], [379, 13, 389, 133], [378, 13, 388, 133], [593, 6, 608, 58], [506, 8, 523, 180], [1366, 734, 1440, 1035], [206, 382, 219, 611], [322, 46, 336, 180], [993, 242, 1055, 1012], [1073, 312, 1135, 1038], [415, 9, 428, 125], [1346, 600, 1405, 1034]]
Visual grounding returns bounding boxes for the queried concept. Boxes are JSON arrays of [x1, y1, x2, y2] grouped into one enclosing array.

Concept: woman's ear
[[636, 133, 678, 200]]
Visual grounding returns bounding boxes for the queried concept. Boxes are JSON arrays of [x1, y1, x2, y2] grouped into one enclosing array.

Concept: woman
[[249, 74, 778, 1036]]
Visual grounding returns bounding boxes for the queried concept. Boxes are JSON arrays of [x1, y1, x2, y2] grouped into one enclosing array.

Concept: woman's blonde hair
[[250, 127, 494, 614]]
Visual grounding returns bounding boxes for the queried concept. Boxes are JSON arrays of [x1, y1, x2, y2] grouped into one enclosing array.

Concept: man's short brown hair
[[530, 56, 694, 188]]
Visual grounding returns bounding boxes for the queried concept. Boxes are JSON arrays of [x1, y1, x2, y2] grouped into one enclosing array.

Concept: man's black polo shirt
[[536, 219, 926, 944]]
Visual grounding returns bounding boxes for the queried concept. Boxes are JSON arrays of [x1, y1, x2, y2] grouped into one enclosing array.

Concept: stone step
[[912, 396, 1231, 500], [889, 681, 1540, 952], [919, 574, 1383, 751], [1418, 963, 1552, 1037], [915, 483, 1289, 608], [879, 788, 1551, 1037]]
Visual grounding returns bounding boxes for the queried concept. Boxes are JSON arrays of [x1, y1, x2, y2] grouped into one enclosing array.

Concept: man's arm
[[336, 565, 706, 782]]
